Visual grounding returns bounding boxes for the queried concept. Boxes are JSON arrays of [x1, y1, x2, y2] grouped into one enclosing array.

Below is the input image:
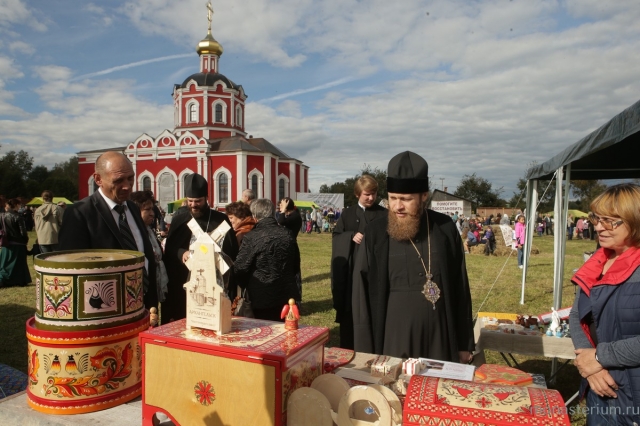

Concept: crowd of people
[[3, 149, 639, 424]]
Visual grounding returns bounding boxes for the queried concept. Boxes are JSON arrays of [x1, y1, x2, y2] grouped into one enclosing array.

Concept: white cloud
[[0, 0, 47, 31], [7, 40, 34, 54], [121, 0, 310, 67], [2, 0, 640, 198], [1, 64, 171, 166]]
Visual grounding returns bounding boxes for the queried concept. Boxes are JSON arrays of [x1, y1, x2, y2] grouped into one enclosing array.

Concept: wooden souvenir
[[25, 312, 148, 414], [281, 298, 300, 330], [33, 249, 146, 331], [287, 387, 334, 426], [184, 219, 231, 334], [403, 375, 570, 425], [140, 317, 329, 426], [369, 384, 403, 426], [337, 386, 393, 426], [311, 373, 351, 413]]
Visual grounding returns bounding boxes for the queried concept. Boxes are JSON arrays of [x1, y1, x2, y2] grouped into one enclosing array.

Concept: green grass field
[[0, 229, 594, 423]]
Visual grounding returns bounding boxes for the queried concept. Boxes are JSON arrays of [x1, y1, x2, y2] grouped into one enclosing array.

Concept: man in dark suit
[[58, 151, 158, 315], [162, 173, 239, 322], [331, 174, 386, 349]]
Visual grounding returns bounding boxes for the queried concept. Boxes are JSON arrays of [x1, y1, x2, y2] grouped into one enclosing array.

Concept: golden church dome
[[196, 31, 223, 56]]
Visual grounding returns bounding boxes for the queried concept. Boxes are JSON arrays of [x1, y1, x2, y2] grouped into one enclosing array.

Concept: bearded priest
[[352, 151, 474, 364]]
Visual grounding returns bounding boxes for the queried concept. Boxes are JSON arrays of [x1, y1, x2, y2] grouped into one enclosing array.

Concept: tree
[[51, 156, 78, 185], [508, 177, 556, 213], [454, 173, 505, 212], [571, 180, 607, 211], [0, 150, 33, 199]]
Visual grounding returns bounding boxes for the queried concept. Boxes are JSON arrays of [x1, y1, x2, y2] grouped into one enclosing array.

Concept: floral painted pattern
[[194, 380, 216, 406], [43, 343, 134, 398]]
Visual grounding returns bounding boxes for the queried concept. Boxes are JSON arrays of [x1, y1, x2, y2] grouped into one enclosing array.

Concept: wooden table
[[473, 320, 576, 388]]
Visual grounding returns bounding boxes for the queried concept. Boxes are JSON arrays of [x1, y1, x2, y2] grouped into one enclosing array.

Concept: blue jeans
[[517, 247, 524, 266], [586, 389, 620, 425]]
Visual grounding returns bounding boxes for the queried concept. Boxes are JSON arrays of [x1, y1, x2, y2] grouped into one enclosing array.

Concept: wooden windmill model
[[184, 218, 232, 334]]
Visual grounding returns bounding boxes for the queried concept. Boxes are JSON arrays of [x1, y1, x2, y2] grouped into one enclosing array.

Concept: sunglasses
[[588, 212, 624, 231]]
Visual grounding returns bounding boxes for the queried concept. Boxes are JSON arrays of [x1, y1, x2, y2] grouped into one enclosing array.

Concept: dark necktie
[[113, 204, 138, 252], [114, 204, 150, 298]]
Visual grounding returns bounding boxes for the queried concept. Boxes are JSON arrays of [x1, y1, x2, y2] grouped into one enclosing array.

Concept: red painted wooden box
[[139, 317, 328, 426], [403, 375, 570, 425]]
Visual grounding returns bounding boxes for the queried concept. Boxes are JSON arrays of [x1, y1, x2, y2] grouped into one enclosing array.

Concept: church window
[[236, 105, 242, 127], [189, 103, 198, 123], [279, 178, 285, 201], [218, 173, 229, 203], [142, 176, 151, 192], [215, 104, 223, 123], [251, 174, 258, 194]]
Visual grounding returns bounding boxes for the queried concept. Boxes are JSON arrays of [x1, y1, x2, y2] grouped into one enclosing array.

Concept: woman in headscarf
[[0, 199, 31, 287]]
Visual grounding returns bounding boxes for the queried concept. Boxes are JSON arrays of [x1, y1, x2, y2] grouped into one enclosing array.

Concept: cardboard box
[[140, 317, 328, 425]]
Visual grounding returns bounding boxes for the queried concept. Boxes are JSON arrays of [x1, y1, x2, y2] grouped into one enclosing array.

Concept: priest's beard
[[388, 208, 422, 241], [190, 203, 208, 219]]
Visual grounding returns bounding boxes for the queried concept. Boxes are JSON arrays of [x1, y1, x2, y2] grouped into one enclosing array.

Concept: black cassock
[[352, 209, 475, 361], [162, 208, 238, 322], [331, 204, 386, 349]]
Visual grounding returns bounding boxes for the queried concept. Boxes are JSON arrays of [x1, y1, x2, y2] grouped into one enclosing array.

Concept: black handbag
[[234, 288, 254, 318]]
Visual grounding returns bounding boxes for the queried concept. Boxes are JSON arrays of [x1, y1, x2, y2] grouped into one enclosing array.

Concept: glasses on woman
[[588, 212, 623, 231]]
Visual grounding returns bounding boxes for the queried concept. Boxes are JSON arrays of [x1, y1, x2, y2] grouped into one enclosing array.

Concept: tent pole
[[553, 166, 564, 310], [520, 180, 537, 304], [554, 164, 571, 311]]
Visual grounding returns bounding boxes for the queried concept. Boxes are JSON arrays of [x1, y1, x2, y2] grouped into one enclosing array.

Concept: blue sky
[[1, 0, 640, 197]]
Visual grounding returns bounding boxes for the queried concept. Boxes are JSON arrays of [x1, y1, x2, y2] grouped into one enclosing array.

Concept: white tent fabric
[[521, 99, 640, 308]]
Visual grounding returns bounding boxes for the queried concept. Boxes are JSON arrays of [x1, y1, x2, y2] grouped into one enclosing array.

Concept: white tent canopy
[[521, 99, 640, 308]]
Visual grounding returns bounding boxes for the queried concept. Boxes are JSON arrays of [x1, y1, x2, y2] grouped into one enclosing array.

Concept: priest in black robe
[[162, 173, 239, 322], [352, 151, 474, 363], [331, 174, 386, 349]]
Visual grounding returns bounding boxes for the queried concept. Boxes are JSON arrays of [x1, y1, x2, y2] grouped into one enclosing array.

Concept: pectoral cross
[[421, 273, 441, 310]]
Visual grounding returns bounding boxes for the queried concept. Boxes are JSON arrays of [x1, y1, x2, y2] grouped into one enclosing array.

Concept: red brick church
[[77, 12, 309, 211]]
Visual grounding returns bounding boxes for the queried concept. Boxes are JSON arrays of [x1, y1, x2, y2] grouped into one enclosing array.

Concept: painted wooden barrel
[[26, 312, 148, 414], [33, 250, 146, 331]]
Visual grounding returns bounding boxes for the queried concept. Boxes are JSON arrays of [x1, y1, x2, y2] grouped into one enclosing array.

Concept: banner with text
[[296, 193, 344, 209], [430, 200, 464, 215]]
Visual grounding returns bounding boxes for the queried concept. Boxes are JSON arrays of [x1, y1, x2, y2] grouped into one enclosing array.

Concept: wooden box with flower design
[[139, 317, 329, 426], [403, 375, 570, 425]]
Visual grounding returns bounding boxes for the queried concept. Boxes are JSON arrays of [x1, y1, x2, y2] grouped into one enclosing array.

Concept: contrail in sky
[[71, 53, 192, 81], [260, 76, 357, 102]]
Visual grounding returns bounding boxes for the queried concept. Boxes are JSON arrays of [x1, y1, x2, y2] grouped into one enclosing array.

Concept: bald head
[[96, 151, 130, 175], [94, 151, 135, 204]]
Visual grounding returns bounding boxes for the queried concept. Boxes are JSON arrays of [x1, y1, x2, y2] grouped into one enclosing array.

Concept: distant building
[[427, 189, 472, 218], [77, 12, 308, 210]]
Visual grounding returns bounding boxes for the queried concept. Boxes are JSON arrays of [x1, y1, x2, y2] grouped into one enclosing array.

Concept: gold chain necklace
[[409, 213, 440, 310]]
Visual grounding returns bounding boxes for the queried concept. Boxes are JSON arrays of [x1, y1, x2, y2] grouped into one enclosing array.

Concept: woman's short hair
[[354, 175, 378, 197], [281, 197, 295, 211], [225, 201, 251, 219], [591, 183, 640, 246], [129, 191, 154, 209], [6, 198, 20, 209], [250, 199, 275, 221]]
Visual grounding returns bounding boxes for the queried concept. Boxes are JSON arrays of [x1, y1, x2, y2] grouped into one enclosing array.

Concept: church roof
[[208, 136, 297, 160], [178, 72, 241, 90]]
